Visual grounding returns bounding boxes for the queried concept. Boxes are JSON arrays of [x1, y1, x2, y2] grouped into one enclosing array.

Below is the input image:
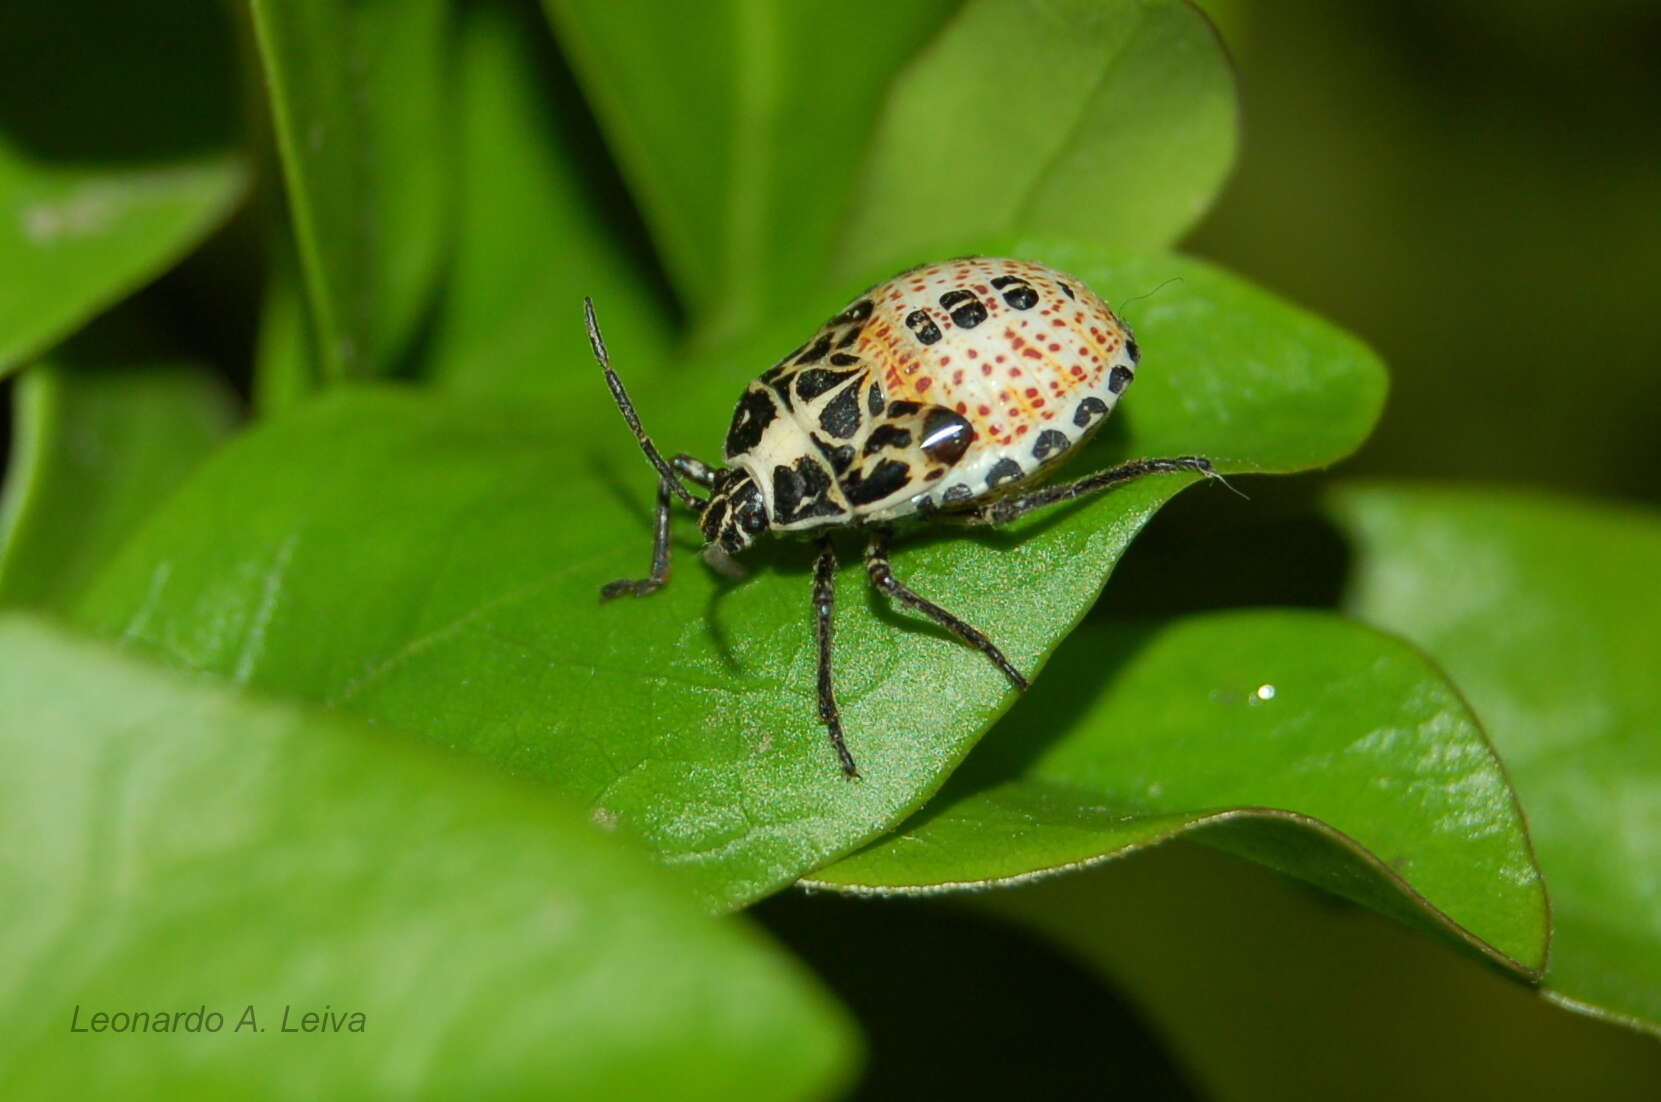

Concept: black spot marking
[[925, 466, 944, 480], [844, 458, 912, 507], [1058, 281, 1076, 300], [864, 424, 913, 455], [914, 494, 938, 515], [795, 335, 833, 365], [1073, 396, 1108, 428], [867, 382, 884, 416], [836, 325, 862, 349], [938, 289, 988, 330], [796, 367, 858, 401], [772, 463, 803, 519], [821, 441, 856, 475], [818, 385, 861, 439], [1031, 429, 1070, 461], [1108, 365, 1133, 394], [1126, 336, 1140, 364], [724, 386, 777, 457], [836, 298, 874, 325], [887, 400, 921, 417], [904, 309, 942, 345], [991, 275, 1038, 310], [773, 455, 840, 523], [986, 458, 1024, 488], [919, 408, 973, 465], [942, 483, 973, 504], [830, 351, 860, 366]]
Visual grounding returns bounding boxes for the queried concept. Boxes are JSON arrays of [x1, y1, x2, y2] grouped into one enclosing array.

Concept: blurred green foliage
[[0, 0, 1657, 1098]]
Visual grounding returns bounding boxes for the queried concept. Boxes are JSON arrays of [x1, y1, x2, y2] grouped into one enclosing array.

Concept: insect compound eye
[[919, 408, 974, 466]]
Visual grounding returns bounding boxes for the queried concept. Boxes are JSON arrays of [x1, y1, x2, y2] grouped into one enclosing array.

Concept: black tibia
[[585, 297, 701, 508], [813, 537, 860, 778], [863, 529, 1029, 692], [601, 473, 677, 601], [956, 456, 1214, 527]]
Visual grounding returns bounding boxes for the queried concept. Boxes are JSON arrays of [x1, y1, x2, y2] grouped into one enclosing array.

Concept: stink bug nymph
[[588, 257, 1214, 777]]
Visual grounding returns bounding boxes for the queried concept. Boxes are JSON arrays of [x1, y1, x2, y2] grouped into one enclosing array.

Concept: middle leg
[[864, 529, 1029, 691], [813, 536, 860, 777]]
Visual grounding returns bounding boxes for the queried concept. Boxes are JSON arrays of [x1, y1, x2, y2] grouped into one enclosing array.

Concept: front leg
[[864, 529, 1028, 691], [956, 456, 1215, 527], [600, 474, 677, 600], [813, 536, 860, 777]]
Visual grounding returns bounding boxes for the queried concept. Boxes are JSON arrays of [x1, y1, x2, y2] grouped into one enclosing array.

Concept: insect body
[[590, 257, 1213, 777]]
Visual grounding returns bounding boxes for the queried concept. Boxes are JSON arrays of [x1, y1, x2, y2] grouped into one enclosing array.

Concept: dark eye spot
[[985, 458, 1024, 488], [904, 309, 942, 345], [1108, 365, 1133, 394], [919, 408, 974, 465]]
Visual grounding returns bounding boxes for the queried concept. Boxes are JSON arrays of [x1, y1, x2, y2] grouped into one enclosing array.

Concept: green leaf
[[0, 356, 236, 614], [986, 843, 1661, 1102], [425, 0, 672, 397], [832, 0, 1237, 281], [0, 614, 856, 1100], [807, 610, 1547, 974], [0, 4, 247, 375], [72, 247, 1380, 912], [542, 0, 959, 339], [1332, 484, 1661, 1034], [252, 228, 318, 415], [249, 0, 450, 379]]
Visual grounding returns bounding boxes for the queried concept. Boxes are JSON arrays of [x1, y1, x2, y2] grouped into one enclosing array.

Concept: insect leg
[[814, 537, 860, 777], [863, 529, 1028, 691], [671, 453, 718, 487], [600, 474, 676, 600], [956, 456, 1215, 527]]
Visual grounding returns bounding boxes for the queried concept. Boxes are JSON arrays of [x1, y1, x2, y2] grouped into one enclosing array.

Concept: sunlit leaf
[[808, 610, 1546, 975]]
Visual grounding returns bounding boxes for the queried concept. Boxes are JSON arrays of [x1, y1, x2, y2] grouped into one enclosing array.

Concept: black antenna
[[584, 297, 701, 509]]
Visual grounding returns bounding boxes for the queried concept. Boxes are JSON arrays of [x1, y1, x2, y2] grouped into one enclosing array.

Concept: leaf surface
[[0, 615, 854, 1101], [0, 357, 236, 613], [808, 611, 1547, 975], [542, 0, 955, 340], [249, 0, 449, 378], [833, 0, 1236, 280], [1334, 484, 1661, 1033]]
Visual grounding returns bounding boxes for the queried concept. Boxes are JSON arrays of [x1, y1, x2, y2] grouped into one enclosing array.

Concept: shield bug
[[588, 257, 1214, 777]]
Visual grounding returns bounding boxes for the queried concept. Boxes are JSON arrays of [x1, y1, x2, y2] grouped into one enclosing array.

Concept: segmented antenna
[[584, 297, 702, 509]]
